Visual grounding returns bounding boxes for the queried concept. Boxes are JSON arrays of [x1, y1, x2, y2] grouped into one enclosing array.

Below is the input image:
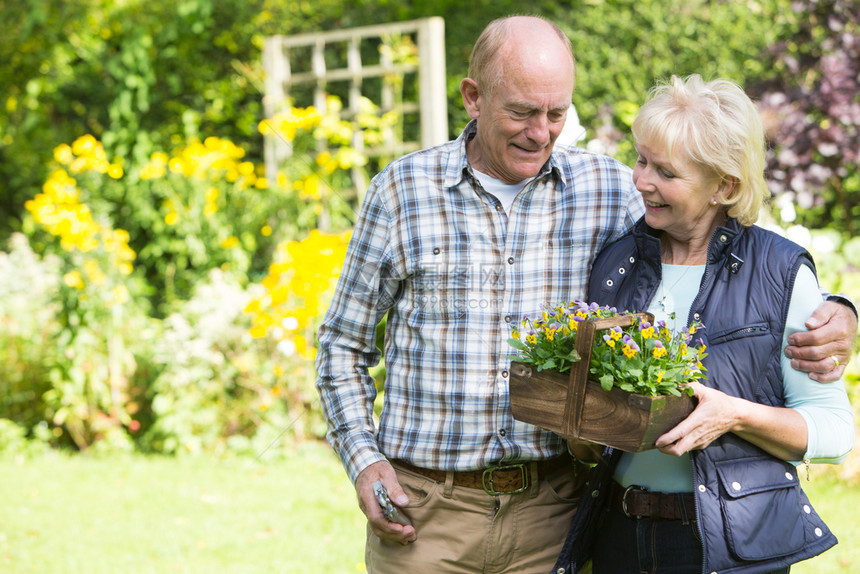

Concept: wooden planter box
[[508, 313, 696, 452]]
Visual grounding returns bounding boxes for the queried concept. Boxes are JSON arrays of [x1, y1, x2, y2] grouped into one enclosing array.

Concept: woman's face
[[633, 141, 725, 244]]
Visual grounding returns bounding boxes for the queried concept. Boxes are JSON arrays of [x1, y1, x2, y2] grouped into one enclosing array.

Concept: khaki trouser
[[366, 460, 586, 574]]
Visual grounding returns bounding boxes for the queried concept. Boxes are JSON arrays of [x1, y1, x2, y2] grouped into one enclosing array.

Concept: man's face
[[465, 57, 574, 184]]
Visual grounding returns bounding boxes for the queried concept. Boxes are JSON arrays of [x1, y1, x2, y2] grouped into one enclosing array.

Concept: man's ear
[[460, 78, 481, 120]]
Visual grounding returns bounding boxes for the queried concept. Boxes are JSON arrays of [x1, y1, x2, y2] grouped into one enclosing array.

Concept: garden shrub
[[139, 269, 326, 456]]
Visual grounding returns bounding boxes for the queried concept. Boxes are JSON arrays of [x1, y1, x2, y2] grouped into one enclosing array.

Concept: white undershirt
[[472, 170, 533, 214]]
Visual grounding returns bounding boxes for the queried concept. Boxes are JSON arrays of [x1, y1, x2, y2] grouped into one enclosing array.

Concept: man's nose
[[525, 114, 551, 146]]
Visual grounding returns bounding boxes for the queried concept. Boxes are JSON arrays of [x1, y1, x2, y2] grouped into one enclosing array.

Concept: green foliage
[[537, 0, 794, 165], [750, 0, 860, 236], [1, 0, 799, 231]]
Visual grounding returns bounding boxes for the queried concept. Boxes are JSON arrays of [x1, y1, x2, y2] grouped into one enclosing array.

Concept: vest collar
[[631, 217, 745, 266]]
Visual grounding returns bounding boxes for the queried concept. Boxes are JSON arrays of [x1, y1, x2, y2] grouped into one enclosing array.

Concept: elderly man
[[315, 15, 857, 574]]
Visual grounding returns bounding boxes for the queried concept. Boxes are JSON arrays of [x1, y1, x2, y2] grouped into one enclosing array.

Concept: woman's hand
[[655, 382, 808, 461], [655, 382, 738, 455]]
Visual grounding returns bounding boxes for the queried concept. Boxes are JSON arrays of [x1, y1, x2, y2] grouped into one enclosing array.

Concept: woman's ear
[[716, 176, 739, 203]]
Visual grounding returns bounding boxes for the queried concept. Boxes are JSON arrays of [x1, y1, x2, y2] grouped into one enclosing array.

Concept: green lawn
[[0, 442, 366, 574], [795, 469, 860, 573], [0, 443, 856, 573]]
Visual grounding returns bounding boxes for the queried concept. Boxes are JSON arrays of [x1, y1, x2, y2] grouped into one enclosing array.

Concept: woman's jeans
[[591, 503, 791, 574]]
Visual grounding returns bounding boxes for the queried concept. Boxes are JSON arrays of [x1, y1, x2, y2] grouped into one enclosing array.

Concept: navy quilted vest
[[553, 217, 837, 574]]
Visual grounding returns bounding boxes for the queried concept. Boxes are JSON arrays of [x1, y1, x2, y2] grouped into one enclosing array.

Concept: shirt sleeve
[[782, 264, 855, 464], [314, 177, 400, 483]]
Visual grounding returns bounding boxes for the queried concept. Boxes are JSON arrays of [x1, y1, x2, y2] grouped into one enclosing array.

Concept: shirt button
[[433, 247, 441, 255], [591, 489, 600, 498], [557, 569, 566, 574], [803, 505, 811, 514], [501, 370, 509, 378], [732, 481, 741, 491], [698, 484, 707, 493], [693, 313, 701, 321], [499, 429, 507, 437], [618, 267, 626, 274], [628, 256, 635, 263], [785, 472, 794, 481], [505, 315, 512, 323], [507, 257, 515, 265], [606, 279, 614, 287], [815, 527, 823, 537], [719, 234, 728, 243]]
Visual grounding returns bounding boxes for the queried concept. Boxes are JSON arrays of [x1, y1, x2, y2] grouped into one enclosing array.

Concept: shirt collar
[[446, 120, 562, 191]]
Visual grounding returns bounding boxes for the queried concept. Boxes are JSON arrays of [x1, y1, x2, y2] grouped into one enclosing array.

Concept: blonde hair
[[632, 74, 768, 226], [468, 16, 574, 99]]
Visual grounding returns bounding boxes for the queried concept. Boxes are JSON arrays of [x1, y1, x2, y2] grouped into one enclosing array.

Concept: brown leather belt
[[609, 481, 696, 520], [392, 454, 573, 495]]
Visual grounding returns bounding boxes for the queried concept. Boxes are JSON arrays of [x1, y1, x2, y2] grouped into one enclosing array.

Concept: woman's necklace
[[659, 266, 693, 314]]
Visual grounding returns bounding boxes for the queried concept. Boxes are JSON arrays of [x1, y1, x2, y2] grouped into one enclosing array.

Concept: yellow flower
[[54, 144, 74, 165], [108, 164, 124, 179], [511, 329, 521, 340], [63, 270, 85, 290], [526, 333, 537, 345], [652, 346, 667, 358], [623, 344, 638, 359], [657, 371, 665, 383], [220, 236, 240, 249]]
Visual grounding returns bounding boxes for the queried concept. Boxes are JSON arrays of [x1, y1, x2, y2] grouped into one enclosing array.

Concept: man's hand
[[785, 300, 858, 382], [355, 460, 417, 545]]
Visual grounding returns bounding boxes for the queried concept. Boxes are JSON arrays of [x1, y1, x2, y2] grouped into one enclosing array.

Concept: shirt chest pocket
[[407, 247, 472, 320]]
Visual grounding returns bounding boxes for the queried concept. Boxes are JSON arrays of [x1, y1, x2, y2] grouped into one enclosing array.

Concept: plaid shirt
[[316, 121, 644, 483]]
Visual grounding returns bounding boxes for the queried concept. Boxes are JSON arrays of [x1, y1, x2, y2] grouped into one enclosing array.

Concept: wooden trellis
[[262, 17, 448, 195]]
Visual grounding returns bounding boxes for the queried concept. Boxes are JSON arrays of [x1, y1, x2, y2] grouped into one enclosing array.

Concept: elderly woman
[[554, 75, 855, 574]]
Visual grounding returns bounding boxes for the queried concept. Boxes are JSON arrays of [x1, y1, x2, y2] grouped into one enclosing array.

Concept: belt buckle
[[481, 464, 528, 495], [621, 485, 646, 518]]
